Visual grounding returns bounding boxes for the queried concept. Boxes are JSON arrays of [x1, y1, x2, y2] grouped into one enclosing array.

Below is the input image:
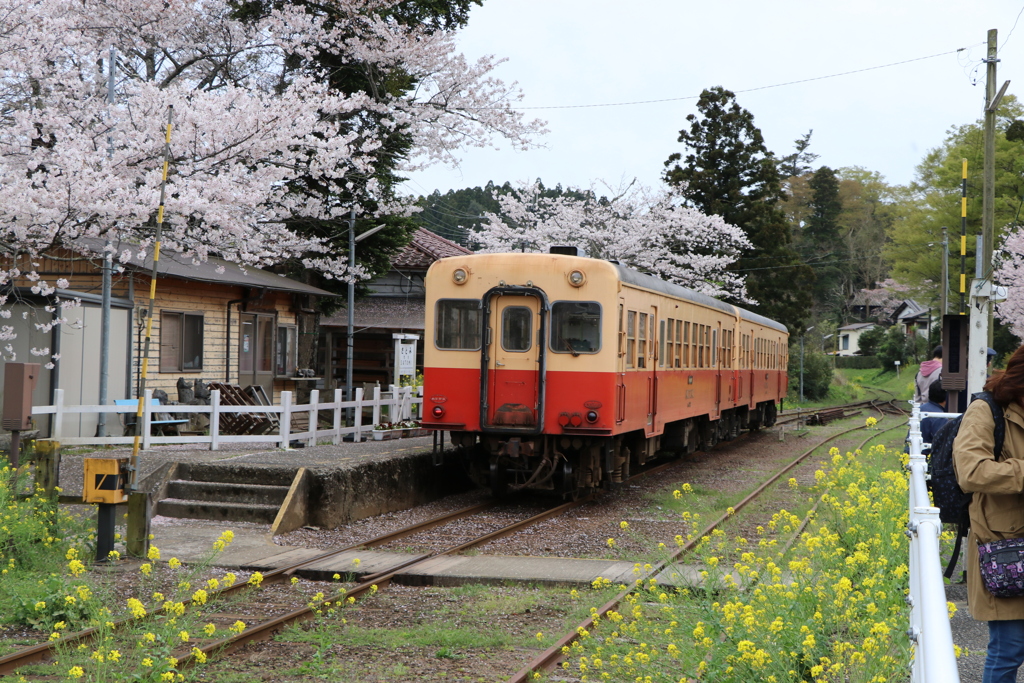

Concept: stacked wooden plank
[[208, 382, 276, 435]]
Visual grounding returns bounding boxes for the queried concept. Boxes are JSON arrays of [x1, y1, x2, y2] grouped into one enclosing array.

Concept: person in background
[[953, 343, 1024, 683], [990, 347, 998, 371], [915, 345, 943, 404], [919, 381, 948, 455]]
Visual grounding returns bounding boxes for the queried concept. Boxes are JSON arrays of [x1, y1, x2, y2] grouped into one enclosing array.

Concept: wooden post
[[353, 387, 364, 442], [307, 389, 319, 447], [280, 391, 292, 450], [51, 388, 64, 441], [332, 388, 342, 445], [126, 491, 150, 558], [142, 388, 153, 450], [372, 385, 381, 427], [210, 390, 221, 451], [35, 439, 61, 497]]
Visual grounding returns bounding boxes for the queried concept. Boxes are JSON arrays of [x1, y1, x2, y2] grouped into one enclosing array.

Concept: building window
[[277, 325, 297, 376], [435, 299, 481, 350], [841, 334, 850, 351], [160, 311, 203, 372]]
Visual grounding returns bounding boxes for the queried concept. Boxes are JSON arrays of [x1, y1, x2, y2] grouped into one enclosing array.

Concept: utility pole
[[97, 45, 116, 438], [982, 28, 1011, 346], [941, 226, 949, 315], [346, 208, 355, 414]]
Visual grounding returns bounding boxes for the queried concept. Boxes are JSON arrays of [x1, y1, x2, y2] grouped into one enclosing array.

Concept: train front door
[[484, 294, 541, 428]]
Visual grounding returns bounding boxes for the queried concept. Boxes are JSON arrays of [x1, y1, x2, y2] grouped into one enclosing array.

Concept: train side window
[[500, 306, 532, 352], [682, 321, 689, 368], [659, 320, 666, 367], [550, 301, 602, 355], [712, 329, 718, 367], [637, 313, 647, 368], [626, 311, 636, 368], [705, 326, 711, 367], [698, 324, 705, 368], [435, 299, 481, 350], [675, 320, 682, 367]]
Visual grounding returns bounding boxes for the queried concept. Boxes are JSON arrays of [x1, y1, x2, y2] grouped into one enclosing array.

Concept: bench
[[114, 399, 190, 436]]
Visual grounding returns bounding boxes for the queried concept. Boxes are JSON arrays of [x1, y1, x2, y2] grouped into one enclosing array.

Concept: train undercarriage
[[448, 401, 778, 499]]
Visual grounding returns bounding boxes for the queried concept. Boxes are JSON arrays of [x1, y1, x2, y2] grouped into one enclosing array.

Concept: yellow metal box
[[83, 458, 128, 504]]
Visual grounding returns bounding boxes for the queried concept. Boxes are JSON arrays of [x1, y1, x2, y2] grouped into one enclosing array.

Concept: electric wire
[[464, 47, 974, 111]]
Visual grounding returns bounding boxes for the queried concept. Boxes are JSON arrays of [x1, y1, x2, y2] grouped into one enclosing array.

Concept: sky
[[402, 0, 1024, 199]]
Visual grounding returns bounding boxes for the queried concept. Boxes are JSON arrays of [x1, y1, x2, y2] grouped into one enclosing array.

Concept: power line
[[463, 47, 973, 111]]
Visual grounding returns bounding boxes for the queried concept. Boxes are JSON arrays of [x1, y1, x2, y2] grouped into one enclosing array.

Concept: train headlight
[[585, 410, 599, 424], [432, 405, 445, 418], [568, 270, 586, 287], [452, 268, 468, 284]]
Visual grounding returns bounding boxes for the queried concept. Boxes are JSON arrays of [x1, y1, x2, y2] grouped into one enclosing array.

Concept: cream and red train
[[422, 249, 789, 498]]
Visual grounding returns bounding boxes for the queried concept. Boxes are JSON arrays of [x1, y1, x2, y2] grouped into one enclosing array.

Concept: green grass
[[836, 365, 917, 401]]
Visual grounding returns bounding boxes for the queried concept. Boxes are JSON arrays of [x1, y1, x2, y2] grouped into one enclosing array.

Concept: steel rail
[[507, 413, 897, 682], [0, 500, 499, 675], [171, 455, 695, 668]]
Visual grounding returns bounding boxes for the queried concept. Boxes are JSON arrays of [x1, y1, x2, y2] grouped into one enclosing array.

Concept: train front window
[[435, 299, 481, 350], [551, 301, 601, 355], [501, 306, 532, 352]]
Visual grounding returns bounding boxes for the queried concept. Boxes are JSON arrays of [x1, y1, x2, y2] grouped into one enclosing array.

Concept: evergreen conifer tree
[[663, 86, 812, 332]]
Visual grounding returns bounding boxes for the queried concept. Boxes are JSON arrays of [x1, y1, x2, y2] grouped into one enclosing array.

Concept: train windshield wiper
[[564, 338, 579, 357]]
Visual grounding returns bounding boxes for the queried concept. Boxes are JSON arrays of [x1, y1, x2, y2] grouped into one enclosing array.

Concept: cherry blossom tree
[[475, 181, 752, 301], [995, 229, 1024, 336], [0, 0, 544, 296]]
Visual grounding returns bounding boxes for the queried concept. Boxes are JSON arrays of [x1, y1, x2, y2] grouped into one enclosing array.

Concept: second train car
[[422, 248, 789, 498]]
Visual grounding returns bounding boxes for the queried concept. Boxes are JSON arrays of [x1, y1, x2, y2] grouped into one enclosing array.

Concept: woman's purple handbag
[[979, 538, 1024, 597]]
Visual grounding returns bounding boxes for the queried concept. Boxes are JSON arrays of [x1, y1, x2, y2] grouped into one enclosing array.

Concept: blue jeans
[[986, 619, 1024, 683]]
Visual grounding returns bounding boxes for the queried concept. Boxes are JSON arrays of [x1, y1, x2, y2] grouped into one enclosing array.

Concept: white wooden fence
[[32, 385, 423, 450]]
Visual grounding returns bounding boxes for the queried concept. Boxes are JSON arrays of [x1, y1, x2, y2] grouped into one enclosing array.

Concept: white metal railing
[[32, 385, 423, 450], [906, 402, 962, 683]]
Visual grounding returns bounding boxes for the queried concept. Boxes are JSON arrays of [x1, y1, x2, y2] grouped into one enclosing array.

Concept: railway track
[[508, 404, 909, 681], [0, 398, 909, 678], [0, 450, 690, 677]]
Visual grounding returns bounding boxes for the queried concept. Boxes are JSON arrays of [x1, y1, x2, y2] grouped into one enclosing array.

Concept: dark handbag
[[979, 538, 1024, 597]]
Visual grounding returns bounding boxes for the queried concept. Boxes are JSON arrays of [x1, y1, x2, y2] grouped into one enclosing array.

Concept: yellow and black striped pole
[[129, 105, 174, 490], [960, 158, 968, 315]]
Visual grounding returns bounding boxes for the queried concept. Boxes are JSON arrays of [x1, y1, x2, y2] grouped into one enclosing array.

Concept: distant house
[[890, 299, 931, 337], [2, 240, 337, 438], [837, 323, 878, 356], [317, 228, 472, 392]]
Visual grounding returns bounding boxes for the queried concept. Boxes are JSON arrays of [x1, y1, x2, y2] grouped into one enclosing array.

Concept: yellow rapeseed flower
[[230, 620, 246, 634], [147, 545, 160, 561], [167, 558, 181, 569]]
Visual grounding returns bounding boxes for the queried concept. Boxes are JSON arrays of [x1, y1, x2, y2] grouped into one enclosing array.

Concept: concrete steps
[[155, 463, 292, 525]]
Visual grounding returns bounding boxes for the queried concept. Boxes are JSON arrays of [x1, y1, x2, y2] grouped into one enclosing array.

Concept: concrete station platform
[[55, 435, 469, 531]]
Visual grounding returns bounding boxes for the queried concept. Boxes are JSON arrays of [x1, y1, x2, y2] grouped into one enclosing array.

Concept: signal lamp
[[452, 268, 468, 284], [568, 270, 585, 287], [569, 413, 582, 427], [432, 405, 445, 418], [557, 412, 570, 427], [586, 410, 599, 423]]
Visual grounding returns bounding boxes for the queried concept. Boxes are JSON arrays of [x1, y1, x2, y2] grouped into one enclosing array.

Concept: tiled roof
[[391, 228, 472, 269], [75, 237, 338, 297]]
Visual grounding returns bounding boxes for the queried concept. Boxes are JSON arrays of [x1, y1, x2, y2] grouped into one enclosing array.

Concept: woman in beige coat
[[953, 343, 1024, 683]]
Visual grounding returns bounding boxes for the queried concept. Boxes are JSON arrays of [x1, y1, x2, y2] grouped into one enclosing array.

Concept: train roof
[[610, 262, 789, 335], [431, 252, 788, 335]]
